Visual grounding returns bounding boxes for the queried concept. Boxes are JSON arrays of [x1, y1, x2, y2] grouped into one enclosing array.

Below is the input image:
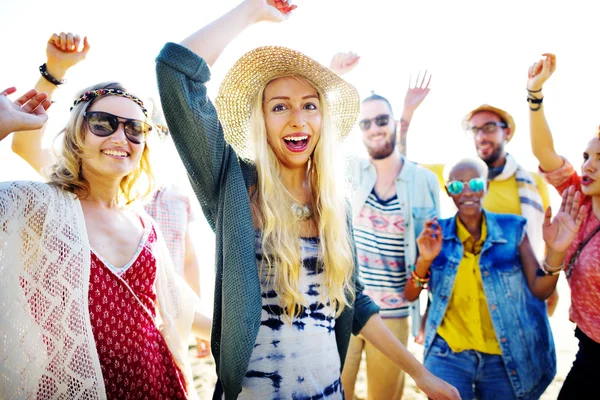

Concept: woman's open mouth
[[283, 134, 310, 152]]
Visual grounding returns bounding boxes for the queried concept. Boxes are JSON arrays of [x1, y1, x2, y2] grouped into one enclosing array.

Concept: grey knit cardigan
[[156, 42, 380, 400]]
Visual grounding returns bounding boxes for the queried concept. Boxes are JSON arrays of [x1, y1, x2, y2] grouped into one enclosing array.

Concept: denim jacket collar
[[442, 210, 508, 252]]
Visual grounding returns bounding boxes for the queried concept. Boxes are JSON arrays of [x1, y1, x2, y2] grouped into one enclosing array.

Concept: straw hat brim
[[462, 104, 516, 142], [215, 46, 360, 160]]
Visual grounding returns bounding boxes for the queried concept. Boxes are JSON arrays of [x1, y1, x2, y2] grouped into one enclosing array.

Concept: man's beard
[[478, 142, 504, 166], [367, 127, 397, 160]]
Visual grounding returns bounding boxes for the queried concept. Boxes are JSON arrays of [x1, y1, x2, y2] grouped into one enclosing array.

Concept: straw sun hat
[[461, 104, 516, 142], [215, 46, 360, 160]]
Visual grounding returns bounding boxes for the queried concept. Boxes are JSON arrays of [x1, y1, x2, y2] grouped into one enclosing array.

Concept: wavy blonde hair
[[250, 76, 355, 319], [48, 82, 155, 204]]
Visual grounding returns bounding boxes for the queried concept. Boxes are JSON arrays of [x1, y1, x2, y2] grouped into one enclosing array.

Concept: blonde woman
[[156, 1, 460, 399], [0, 82, 211, 399]]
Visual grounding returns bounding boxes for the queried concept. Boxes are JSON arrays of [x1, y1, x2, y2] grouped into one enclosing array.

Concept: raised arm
[[11, 33, 89, 174], [180, 0, 293, 66], [398, 70, 431, 156], [155, 0, 293, 228], [527, 53, 564, 172]]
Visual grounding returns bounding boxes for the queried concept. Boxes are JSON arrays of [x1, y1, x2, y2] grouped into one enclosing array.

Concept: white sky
[[1, 0, 598, 303]]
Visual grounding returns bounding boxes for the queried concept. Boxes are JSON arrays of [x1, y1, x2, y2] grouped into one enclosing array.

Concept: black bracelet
[[39, 63, 66, 86], [527, 88, 543, 93], [527, 95, 544, 111]]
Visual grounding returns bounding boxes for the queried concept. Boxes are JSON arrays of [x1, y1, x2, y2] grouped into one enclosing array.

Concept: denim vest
[[423, 211, 556, 400], [349, 156, 440, 336]]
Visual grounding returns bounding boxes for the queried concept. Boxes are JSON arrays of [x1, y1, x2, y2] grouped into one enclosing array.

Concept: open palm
[[543, 186, 585, 253], [404, 70, 431, 110]]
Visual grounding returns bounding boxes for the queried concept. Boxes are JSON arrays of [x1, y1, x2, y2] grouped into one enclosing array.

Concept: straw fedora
[[215, 46, 360, 160], [461, 104, 516, 142]]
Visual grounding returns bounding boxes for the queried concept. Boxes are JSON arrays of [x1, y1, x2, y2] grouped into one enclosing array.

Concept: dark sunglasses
[[358, 114, 390, 131], [446, 178, 485, 195], [84, 111, 152, 144], [465, 121, 507, 136]]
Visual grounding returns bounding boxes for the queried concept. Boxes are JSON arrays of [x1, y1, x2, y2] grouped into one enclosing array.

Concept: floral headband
[[70, 88, 148, 118]]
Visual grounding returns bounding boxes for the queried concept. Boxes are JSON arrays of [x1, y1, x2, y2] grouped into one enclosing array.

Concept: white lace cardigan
[[0, 181, 200, 400]]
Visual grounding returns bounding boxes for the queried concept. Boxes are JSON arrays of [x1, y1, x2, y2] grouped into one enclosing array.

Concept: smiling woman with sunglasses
[[404, 158, 585, 400], [0, 80, 211, 399]]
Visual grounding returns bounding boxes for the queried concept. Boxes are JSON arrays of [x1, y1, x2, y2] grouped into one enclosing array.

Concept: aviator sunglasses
[[84, 111, 152, 144], [446, 178, 486, 195], [358, 114, 390, 131]]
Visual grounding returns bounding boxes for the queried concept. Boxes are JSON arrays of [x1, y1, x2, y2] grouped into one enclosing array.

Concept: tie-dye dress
[[239, 233, 343, 399]]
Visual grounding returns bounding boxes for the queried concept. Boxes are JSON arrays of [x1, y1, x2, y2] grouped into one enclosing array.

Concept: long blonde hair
[[250, 76, 355, 319], [48, 82, 155, 204]]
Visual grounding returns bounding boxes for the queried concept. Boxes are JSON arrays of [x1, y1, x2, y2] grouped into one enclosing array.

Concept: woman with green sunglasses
[[404, 158, 585, 400]]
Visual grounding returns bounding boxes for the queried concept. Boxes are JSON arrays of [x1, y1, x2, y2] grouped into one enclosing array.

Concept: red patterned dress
[[88, 222, 188, 399]]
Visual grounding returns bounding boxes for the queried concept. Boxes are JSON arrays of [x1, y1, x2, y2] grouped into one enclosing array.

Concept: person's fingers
[[576, 205, 587, 228], [425, 72, 432, 89], [49, 33, 60, 47], [544, 206, 552, 226], [74, 34, 81, 51], [559, 189, 568, 213], [21, 92, 49, 112], [0, 87, 17, 96], [66, 32, 74, 51], [40, 99, 52, 111], [59, 32, 67, 50], [14, 89, 40, 106], [570, 190, 582, 218], [82, 36, 91, 53]]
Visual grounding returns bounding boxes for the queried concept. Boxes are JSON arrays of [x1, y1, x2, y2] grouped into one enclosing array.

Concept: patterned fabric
[[354, 190, 409, 318], [348, 157, 440, 337], [239, 234, 342, 399], [157, 42, 380, 400], [89, 225, 188, 399], [437, 216, 502, 355], [490, 154, 545, 259], [144, 184, 195, 276], [539, 158, 600, 343], [0, 181, 200, 400]]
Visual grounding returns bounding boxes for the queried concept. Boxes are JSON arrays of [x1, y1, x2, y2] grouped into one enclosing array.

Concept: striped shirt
[[354, 190, 409, 318]]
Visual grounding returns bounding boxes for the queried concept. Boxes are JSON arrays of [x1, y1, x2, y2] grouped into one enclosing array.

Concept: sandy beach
[[190, 276, 576, 399]]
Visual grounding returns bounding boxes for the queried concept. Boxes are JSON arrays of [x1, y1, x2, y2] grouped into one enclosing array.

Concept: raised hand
[[252, 0, 296, 23], [329, 51, 360, 76], [415, 370, 461, 400], [0, 87, 51, 141], [416, 218, 442, 262], [404, 70, 432, 112], [46, 32, 91, 79], [543, 185, 585, 253], [527, 53, 556, 92]]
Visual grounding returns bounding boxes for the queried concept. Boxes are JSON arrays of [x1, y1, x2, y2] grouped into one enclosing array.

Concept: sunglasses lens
[[447, 181, 464, 195], [469, 178, 485, 192], [87, 112, 118, 137], [375, 115, 389, 127], [359, 120, 371, 131], [125, 121, 150, 144]]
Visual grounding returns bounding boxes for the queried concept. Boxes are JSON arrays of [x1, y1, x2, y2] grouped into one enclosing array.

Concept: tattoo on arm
[[398, 118, 410, 156]]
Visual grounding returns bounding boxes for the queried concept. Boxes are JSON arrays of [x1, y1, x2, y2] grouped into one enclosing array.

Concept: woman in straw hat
[[527, 53, 600, 399], [156, 1, 460, 399]]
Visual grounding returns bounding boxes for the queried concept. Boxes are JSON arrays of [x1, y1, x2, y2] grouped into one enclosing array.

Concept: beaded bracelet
[[409, 265, 431, 289], [536, 260, 563, 277], [39, 63, 66, 86]]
